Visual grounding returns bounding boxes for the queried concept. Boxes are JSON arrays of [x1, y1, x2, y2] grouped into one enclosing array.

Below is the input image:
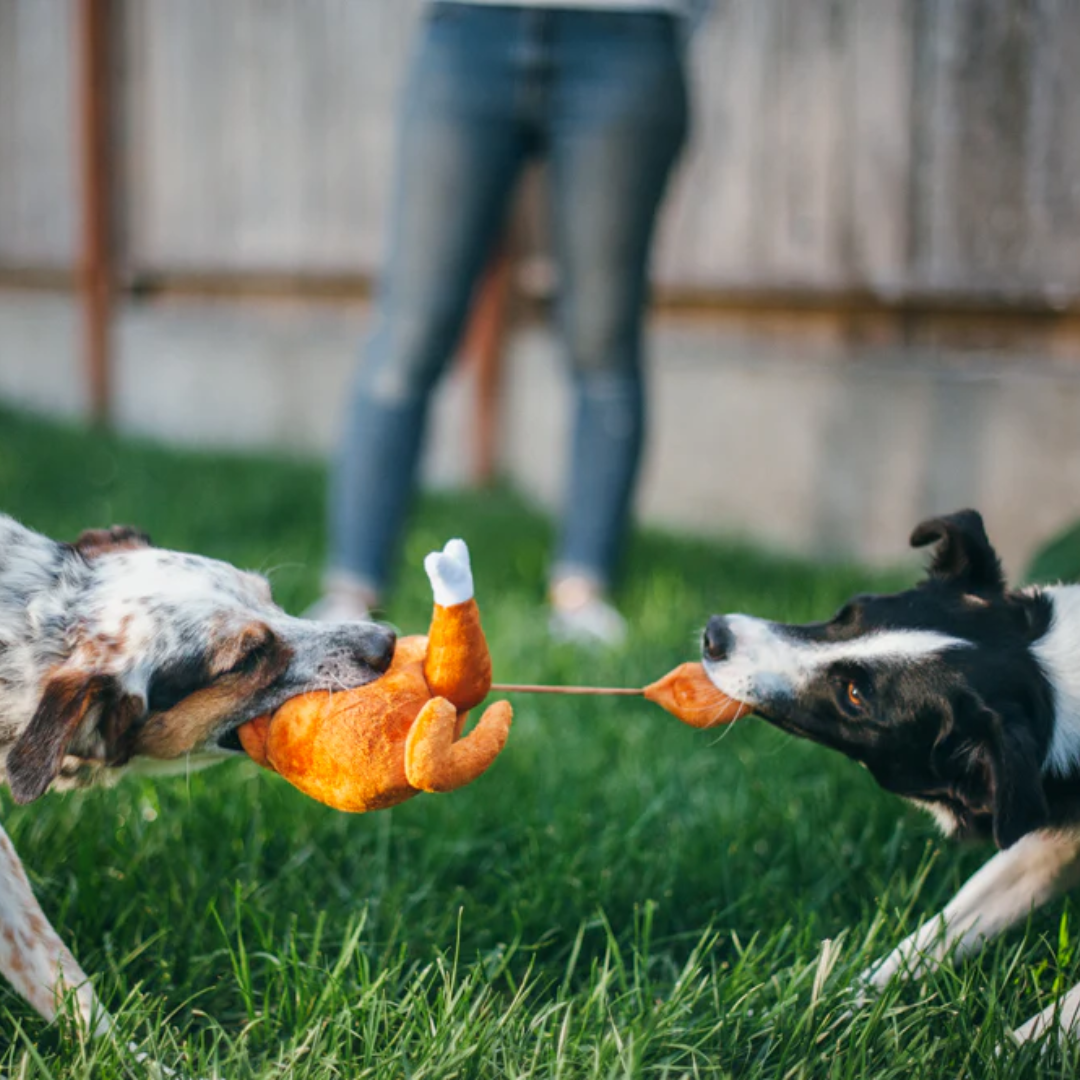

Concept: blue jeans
[[330, 3, 689, 593]]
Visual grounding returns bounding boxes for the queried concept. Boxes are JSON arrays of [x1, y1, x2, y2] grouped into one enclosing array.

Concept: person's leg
[[545, 11, 689, 640], [321, 5, 532, 613]]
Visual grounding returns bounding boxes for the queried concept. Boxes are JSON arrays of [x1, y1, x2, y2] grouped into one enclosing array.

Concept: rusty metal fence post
[[461, 247, 513, 486], [76, 0, 113, 424]]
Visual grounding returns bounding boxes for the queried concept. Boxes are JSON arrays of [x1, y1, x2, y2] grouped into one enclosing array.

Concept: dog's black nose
[[702, 616, 733, 662], [362, 625, 397, 673]]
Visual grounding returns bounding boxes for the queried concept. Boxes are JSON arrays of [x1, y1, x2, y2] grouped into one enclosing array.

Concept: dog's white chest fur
[[1033, 586, 1080, 776]]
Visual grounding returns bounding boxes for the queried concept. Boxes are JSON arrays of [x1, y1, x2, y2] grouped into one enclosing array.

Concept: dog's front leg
[[0, 822, 109, 1034], [861, 829, 1080, 994], [1012, 980, 1080, 1046]]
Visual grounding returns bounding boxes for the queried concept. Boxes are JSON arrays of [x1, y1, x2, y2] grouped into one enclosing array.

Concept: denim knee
[[357, 302, 462, 407]]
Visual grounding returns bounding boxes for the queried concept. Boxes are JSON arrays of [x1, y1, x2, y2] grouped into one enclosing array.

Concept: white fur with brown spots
[[0, 513, 395, 1035]]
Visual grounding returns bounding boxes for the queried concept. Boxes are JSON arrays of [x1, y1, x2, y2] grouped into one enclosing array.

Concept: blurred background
[[2, 0, 1080, 576]]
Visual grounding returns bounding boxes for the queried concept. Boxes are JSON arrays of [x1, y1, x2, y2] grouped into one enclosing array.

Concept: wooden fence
[[2, 0, 1080, 423], [3, 0, 1080, 300]]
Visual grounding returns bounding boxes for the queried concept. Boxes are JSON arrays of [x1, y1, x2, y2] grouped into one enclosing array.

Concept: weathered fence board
[[913, 0, 1035, 291], [124, 0, 419, 273], [0, 0, 77, 267], [847, 0, 914, 293], [1019, 0, 1080, 296], [657, 0, 916, 293]]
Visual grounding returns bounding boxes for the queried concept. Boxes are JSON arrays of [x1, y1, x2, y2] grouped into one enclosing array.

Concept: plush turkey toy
[[237, 539, 512, 812]]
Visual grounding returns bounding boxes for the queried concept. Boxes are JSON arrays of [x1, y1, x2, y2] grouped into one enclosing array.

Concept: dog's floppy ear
[[71, 525, 152, 559], [933, 692, 1048, 849], [6, 672, 145, 804], [910, 509, 1004, 593]]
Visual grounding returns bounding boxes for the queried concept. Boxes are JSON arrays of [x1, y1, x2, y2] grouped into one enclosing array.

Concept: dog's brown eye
[[846, 682, 863, 708]]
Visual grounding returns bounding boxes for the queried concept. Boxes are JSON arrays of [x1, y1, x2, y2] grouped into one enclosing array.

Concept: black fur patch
[[704, 510, 1069, 849], [146, 654, 214, 714]]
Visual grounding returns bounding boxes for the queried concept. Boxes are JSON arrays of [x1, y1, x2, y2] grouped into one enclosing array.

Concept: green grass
[[1027, 517, 1080, 585], [0, 403, 1077, 1077]]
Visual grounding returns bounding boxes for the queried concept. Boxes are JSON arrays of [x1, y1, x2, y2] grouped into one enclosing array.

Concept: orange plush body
[[238, 540, 512, 812]]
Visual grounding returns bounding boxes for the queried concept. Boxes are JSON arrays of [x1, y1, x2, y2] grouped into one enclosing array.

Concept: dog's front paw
[[855, 947, 908, 997], [127, 1040, 212, 1080], [127, 1041, 181, 1079], [835, 972, 879, 1024], [424, 538, 473, 607], [848, 979, 874, 1012], [1010, 983, 1080, 1049]]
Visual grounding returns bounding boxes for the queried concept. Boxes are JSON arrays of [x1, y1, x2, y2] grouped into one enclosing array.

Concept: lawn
[[0, 404, 1077, 1078]]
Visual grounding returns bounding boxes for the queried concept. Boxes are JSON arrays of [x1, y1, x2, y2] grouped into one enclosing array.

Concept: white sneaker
[[303, 573, 379, 623], [548, 576, 627, 648]]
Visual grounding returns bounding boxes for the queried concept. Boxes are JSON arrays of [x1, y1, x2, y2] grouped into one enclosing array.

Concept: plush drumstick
[[238, 539, 512, 812], [642, 662, 747, 727], [492, 659, 748, 728]]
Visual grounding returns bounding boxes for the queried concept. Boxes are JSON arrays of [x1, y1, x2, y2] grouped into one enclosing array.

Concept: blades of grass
[[212, 889, 255, 1026], [560, 922, 588, 998], [310, 910, 370, 1020]]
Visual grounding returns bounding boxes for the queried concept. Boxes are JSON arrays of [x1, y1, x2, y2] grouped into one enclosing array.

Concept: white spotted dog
[[699, 510, 1080, 1047], [0, 514, 396, 1035]]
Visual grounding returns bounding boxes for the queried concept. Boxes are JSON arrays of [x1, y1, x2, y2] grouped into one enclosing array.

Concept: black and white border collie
[[700, 510, 1080, 1046]]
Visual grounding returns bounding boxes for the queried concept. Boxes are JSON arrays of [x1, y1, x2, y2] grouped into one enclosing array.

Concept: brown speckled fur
[[0, 512, 394, 1035]]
